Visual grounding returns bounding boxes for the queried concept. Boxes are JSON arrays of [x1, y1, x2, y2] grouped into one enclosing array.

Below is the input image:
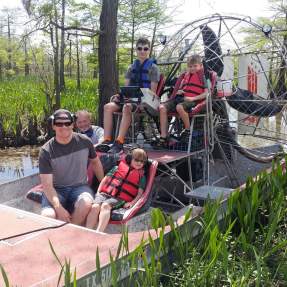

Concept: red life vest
[[100, 161, 144, 202], [180, 70, 205, 100]]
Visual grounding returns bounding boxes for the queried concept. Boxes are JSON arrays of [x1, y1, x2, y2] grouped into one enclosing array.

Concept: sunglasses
[[133, 158, 146, 164], [137, 46, 149, 51], [54, 122, 73, 127]]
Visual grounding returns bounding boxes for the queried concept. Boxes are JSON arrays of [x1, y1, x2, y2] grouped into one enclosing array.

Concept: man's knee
[[122, 104, 132, 113], [75, 195, 93, 211], [41, 208, 56, 219], [104, 102, 119, 113]]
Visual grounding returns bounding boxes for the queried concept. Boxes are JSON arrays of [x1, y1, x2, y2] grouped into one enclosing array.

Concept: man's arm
[[96, 175, 108, 194], [40, 174, 71, 222], [90, 156, 104, 182]]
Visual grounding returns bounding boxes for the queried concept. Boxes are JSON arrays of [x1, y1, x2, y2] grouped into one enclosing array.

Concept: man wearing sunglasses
[[39, 109, 104, 226], [102, 37, 160, 153]]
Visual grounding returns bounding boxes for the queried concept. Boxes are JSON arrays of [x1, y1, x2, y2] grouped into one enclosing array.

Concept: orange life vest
[[180, 71, 205, 100], [100, 161, 144, 202]]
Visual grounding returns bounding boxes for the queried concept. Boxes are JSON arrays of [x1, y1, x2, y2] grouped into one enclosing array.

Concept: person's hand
[[110, 94, 120, 103], [124, 202, 133, 209], [174, 94, 184, 104], [176, 89, 184, 95], [55, 205, 71, 222]]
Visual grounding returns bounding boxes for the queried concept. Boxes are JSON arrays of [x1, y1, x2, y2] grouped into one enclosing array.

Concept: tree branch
[[50, 20, 101, 36]]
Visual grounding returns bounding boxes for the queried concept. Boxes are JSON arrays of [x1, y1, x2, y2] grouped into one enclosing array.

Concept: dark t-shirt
[[39, 133, 96, 188]]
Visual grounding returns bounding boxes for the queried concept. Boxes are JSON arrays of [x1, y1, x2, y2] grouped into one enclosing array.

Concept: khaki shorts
[[94, 192, 125, 209]]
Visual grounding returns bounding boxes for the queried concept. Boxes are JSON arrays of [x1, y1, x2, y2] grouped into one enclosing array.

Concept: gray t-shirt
[[125, 62, 160, 83], [39, 133, 96, 188]]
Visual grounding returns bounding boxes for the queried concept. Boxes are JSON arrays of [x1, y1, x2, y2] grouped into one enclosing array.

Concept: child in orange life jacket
[[157, 54, 208, 147], [86, 148, 147, 232]]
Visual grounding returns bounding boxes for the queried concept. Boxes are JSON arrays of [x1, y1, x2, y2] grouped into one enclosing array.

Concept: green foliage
[[0, 76, 98, 135], [0, 264, 9, 287]]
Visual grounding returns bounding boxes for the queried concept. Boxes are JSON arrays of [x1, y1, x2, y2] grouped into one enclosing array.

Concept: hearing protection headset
[[48, 109, 76, 125]]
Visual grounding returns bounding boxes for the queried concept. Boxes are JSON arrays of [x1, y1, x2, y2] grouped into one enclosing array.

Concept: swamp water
[[0, 146, 39, 184]]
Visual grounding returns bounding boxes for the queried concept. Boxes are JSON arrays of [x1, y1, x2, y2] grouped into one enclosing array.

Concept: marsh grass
[[0, 76, 99, 143]]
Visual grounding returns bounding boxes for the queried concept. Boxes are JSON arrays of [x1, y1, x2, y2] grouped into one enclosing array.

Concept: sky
[[0, 0, 274, 38], [0, 0, 273, 19]]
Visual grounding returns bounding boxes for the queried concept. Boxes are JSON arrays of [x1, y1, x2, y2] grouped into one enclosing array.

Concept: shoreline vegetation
[[0, 76, 99, 148]]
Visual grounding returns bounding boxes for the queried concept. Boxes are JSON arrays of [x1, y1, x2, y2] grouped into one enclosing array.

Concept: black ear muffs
[[125, 153, 133, 165], [48, 109, 76, 126]]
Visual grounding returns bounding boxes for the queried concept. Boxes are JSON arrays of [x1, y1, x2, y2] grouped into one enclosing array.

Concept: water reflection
[[0, 146, 39, 184], [234, 109, 287, 149]]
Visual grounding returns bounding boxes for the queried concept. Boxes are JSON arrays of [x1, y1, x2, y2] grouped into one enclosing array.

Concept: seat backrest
[[169, 73, 186, 99], [156, 74, 165, 97]]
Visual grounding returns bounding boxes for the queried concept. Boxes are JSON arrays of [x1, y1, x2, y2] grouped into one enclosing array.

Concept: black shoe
[[152, 137, 168, 149], [95, 143, 111, 153], [180, 129, 190, 142], [108, 141, 124, 153]]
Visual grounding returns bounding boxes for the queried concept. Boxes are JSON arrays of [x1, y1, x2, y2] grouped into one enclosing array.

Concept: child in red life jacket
[[157, 54, 208, 147], [86, 148, 147, 232]]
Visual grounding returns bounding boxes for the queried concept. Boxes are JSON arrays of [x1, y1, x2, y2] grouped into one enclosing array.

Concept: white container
[[136, 132, 145, 147]]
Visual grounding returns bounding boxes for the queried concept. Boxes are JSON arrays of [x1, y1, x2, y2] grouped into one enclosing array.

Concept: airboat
[[1, 14, 287, 286]]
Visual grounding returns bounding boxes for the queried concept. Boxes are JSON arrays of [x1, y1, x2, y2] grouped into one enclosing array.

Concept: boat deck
[[0, 204, 202, 286]]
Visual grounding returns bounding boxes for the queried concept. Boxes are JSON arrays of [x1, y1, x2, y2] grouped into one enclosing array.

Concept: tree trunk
[[130, 3, 135, 64], [0, 60, 2, 80], [92, 37, 98, 79], [149, 18, 158, 57], [98, 0, 119, 126], [24, 38, 30, 76], [59, 0, 66, 91], [76, 31, 81, 90], [69, 39, 72, 77], [7, 14, 12, 73]]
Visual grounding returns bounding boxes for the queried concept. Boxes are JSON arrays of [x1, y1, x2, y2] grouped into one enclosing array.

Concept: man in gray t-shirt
[[39, 109, 104, 226], [101, 37, 160, 153]]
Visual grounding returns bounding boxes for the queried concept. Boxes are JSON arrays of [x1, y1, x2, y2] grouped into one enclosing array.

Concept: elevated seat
[[114, 74, 165, 142], [167, 70, 217, 118], [26, 156, 158, 225]]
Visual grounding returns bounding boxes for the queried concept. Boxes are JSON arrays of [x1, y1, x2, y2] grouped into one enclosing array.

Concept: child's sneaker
[[180, 129, 191, 142], [152, 137, 169, 149], [108, 141, 124, 153]]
